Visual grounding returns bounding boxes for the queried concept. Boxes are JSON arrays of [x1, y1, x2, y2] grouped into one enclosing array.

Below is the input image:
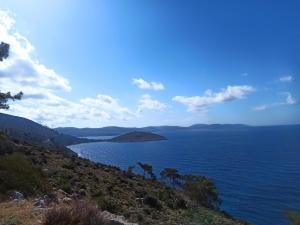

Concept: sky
[[0, 0, 299, 127]]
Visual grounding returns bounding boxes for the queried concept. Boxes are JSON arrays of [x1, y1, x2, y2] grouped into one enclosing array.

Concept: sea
[[69, 125, 300, 225]]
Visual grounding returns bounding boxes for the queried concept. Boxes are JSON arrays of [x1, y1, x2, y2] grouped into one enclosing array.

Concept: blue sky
[[0, 0, 299, 127]]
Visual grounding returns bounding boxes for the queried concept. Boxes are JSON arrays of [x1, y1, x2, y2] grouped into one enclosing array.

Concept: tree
[[160, 168, 181, 187], [0, 92, 23, 109], [181, 174, 219, 209], [0, 42, 9, 61], [126, 165, 135, 177], [0, 42, 23, 109], [137, 162, 155, 180]]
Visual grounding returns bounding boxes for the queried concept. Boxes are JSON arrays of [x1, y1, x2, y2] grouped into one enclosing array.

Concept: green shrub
[[0, 153, 48, 197], [6, 216, 22, 225], [181, 174, 219, 209], [143, 195, 162, 210], [96, 196, 119, 213]]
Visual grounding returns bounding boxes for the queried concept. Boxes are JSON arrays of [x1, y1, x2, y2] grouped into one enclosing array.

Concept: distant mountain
[[110, 131, 167, 142], [140, 126, 185, 132], [55, 126, 136, 137], [0, 113, 90, 153], [55, 124, 251, 137], [189, 124, 250, 129]]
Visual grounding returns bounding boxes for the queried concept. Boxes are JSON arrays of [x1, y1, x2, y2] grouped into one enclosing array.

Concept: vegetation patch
[[42, 202, 106, 225], [0, 153, 48, 198]]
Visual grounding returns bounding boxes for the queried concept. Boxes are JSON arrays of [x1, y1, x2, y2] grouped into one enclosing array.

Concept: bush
[[181, 174, 219, 209], [96, 196, 119, 213], [0, 135, 16, 155], [143, 195, 162, 210], [0, 153, 48, 197], [5, 216, 22, 225], [42, 202, 106, 225]]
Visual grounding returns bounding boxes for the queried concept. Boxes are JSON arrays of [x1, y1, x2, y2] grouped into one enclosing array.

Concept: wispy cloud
[[132, 78, 164, 90], [8, 94, 136, 127], [173, 85, 255, 112], [253, 92, 297, 111], [137, 94, 166, 113], [279, 75, 293, 83], [0, 11, 71, 94], [0, 10, 136, 127]]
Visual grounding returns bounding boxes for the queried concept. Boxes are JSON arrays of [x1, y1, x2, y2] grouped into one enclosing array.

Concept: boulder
[[34, 195, 51, 208], [12, 191, 24, 202]]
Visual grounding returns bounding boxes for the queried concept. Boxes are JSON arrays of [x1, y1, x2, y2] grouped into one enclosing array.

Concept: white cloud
[[80, 95, 135, 120], [132, 78, 164, 90], [253, 92, 297, 111], [0, 10, 136, 127], [286, 92, 297, 105], [173, 85, 254, 112], [137, 94, 166, 113], [279, 75, 293, 83], [0, 11, 71, 93], [8, 94, 136, 127]]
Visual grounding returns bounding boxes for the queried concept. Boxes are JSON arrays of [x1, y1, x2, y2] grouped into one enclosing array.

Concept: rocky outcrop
[[102, 211, 138, 225]]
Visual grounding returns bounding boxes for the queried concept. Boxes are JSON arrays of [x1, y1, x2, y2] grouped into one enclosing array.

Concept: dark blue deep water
[[69, 126, 300, 225]]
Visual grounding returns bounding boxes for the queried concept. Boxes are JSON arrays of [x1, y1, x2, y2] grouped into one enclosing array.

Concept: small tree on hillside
[[160, 168, 181, 187], [126, 165, 135, 177], [0, 42, 23, 109], [181, 174, 219, 209], [137, 162, 156, 180]]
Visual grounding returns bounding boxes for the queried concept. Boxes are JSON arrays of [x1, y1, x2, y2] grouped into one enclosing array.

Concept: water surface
[[69, 126, 300, 225]]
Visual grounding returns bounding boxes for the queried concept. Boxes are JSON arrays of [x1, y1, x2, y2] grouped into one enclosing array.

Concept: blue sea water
[[69, 126, 300, 225], [80, 135, 116, 140]]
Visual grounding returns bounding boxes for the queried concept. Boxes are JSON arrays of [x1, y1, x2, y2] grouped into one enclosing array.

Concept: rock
[[56, 189, 68, 198], [34, 195, 51, 208], [136, 197, 143, 204], [79, 189, 86, 196], [70, 193, 80, 199], [62, 197, 72, 203], [34, 198, 45, 208], [55, 189, 68, 203], [102, 211, 138, 225], [12, 191, 24, 201]]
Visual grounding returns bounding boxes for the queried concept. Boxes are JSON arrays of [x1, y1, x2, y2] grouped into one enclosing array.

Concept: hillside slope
[[0, 113, 89, 153], [0, 133, 248, 225]]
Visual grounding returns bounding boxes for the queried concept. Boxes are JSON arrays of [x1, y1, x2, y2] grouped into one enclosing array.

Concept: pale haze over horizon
[[0, 0, 299, 128]]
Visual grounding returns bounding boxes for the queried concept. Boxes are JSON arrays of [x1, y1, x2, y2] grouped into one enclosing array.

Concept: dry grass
[[0, 201, 44, 225], [42, 201, 106, 225], [0, 201, 106, 225]]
